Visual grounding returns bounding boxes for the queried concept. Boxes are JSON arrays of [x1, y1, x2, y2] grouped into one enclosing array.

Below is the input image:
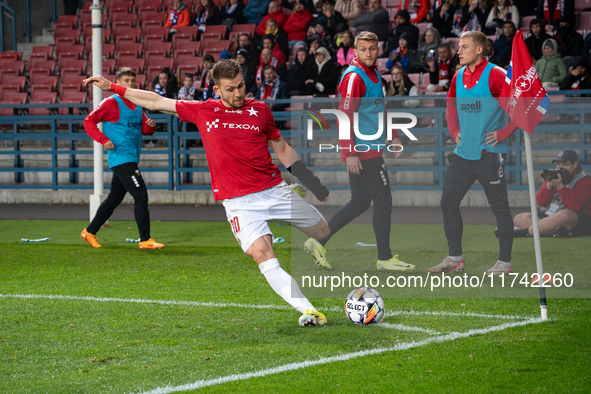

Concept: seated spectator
[[178, 74, 196, 100], [485, 0, 519, 36], [304, 47, 340, 96], [511, 149, 591, 238], [310, 19, 335, 55], [318, 0, 346, 37], [243, 0, 272, 25], [288, 47, 313, 95], [385, 65, 420, 108], [195, 0, 223, 33], [257, 65, 290, 110], [418, 27, 441, 54], [195, 55, 216, 96], [560, 56, 591, 92], [262, 19, 290, 58], [555, 15, 584, 69], [254, 48, 287, 92], [232, 34, 260, 66], [386, 32, 412, 73], [336, 30, 355, 66], [383, 10, 419, 57], [525, 18, 552, 61], [350, 0, 389, 42], [256, 1, 287, 37], [262, 35, 287, 64], [164, 0, 191, 40], [284, 0, 314, 48], [334, 0, 363, 23], [433, 0, 465, 38], [307, 33, 322, 56], [397, 0, 430, 24], [220, 0, 246, 26], [486, 38, 503, 65], [537, 0, 575, 32], [493, 20, 516, 67], [426, 42, 458, 92], [535, 38, 567, 88], [460, 0, 493, 35], [152, 68, 179, 98], [236, 48, 257, 93]]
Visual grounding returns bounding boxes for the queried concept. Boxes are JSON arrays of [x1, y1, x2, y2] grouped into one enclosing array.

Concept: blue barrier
[[0, 95, 589, 191], [0, 1, 18, 52]]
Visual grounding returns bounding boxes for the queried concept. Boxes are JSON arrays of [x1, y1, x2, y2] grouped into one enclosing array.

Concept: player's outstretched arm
[[269, 136, 329, 202], [83, 75, 178, 116]]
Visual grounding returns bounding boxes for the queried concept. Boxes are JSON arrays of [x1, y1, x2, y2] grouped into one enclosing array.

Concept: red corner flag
[[499, 30, 551, 134]]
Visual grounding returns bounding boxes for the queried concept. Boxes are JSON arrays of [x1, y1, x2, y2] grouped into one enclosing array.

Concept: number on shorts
[[230, 216, 240, 234]]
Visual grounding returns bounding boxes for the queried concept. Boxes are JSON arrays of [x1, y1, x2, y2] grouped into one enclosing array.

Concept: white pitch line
[[135, 317, 545, 394], [0, 293, 533, 320]]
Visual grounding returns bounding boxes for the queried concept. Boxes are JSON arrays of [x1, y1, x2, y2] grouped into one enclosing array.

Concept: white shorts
[[222, 181, 325, 252]]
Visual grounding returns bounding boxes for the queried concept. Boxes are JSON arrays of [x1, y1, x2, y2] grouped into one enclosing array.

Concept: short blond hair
[[355, 31, 378, 49], [460, 31, 487, 53]]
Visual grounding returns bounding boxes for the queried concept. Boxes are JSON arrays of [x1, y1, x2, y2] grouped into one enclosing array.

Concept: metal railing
[[0, 1, 17, 52], [0, 96, 589, 191]]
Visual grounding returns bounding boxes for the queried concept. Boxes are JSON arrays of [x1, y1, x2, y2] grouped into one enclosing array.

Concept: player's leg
[[111, 162, 163, 249], [430, 153, 475, 273], [83, 169, 128, 247], [477, 153, 513, 275]]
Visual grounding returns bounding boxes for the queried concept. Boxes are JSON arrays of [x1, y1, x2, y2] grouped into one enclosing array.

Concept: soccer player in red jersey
[[81, 68, 164, 250], [84, 60, 331, 326]]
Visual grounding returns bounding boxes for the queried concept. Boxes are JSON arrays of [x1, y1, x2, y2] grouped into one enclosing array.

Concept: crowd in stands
[[2, 0, 591, 117]]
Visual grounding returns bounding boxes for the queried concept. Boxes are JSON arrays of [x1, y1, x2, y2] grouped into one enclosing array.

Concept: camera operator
[[511, 149, 591, 238]]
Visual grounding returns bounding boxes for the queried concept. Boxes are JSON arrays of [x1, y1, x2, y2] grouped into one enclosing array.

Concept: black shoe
[[553, 226, 574, 238]]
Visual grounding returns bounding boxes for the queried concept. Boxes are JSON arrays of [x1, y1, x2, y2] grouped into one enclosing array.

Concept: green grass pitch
[[0, 219, 589, 393]]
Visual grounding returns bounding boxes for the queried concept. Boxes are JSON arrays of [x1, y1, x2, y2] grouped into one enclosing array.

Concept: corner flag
[[499, 30, 550, 133]]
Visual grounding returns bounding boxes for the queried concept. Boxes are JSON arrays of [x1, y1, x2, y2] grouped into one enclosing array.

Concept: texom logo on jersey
[[459, 101, 482, 113], [221, 122, 260, 132], [206, 119, 220, 132], [127, 121, 142, 129]]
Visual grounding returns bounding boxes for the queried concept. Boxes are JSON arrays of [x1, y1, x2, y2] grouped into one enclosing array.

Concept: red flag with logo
[[499, 30, 551, 134]]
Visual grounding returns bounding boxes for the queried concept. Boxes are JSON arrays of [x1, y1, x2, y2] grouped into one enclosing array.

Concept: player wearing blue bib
[[81, 68, 164, 250], [428, 31, 518, 276]]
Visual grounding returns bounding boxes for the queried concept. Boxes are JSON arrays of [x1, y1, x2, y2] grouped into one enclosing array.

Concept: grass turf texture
[[0, 220, 588, 393]]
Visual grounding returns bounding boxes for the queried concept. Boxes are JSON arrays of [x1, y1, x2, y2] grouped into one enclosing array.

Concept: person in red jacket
[[256, 1, 287, 37], [512, 149, 591, 238], [397, 0, 430, 24], [283, 0, 313, 48]]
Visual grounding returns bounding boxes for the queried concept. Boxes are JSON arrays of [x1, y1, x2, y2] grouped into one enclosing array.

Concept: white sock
[[449, 255, 463, 262], [259, 258, 315, 314]]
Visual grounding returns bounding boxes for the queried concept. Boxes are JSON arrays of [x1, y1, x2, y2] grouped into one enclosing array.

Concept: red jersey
[[84, 96, 155, 144], [447, 59, 518, 143], [176, 98, 283, 200]]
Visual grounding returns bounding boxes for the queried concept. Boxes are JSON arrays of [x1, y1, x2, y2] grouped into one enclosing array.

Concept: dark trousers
[[87, 162, 151, 241], [320, 156, 393, 261], [441, 152, 513, 262]]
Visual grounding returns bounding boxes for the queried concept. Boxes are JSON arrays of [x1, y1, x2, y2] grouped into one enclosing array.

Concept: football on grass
[[290, 183, 307, 197], [345, 287, 385, 324]]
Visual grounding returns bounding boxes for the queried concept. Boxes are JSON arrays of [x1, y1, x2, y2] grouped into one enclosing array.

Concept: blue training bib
[[102, 95, 143, 168]]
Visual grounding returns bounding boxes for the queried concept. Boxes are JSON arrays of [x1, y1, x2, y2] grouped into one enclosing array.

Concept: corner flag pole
[[89, 0, 104, 220], [524, 131, 548, 320]]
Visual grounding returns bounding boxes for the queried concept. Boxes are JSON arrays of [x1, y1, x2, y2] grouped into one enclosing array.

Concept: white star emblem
[[247, 106, 258, 117]]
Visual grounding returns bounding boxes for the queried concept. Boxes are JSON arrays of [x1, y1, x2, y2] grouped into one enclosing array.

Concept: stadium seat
[[81, 13, 108, 30], [576, 0, 591, 11], [118, 57, 146, 73], [445, 37, 460, 50], [1, 61, 25, 76], [59, 91, 88, 115], [139, 11, 167, 26], [521, 16, 535, 32], [176, 53, 195, 66], [117, 42, 144, 57], [29, 91, 58, 116], [83, 28, 111, 45], [59, 59, 88, 78], [172, 35, 193, 51], [110, 1, 134, 14], [408, 73, 420, 86], [0, 52, 22, 61], [0, 86, 21, 100], [174, 43, 201, 58], [417, 22, 432, 36], [54, 29, 81, 44], [142, 20, 164, 31], [61, 74, 86, 91], [175, 26, 199, 40], [0, 92, 27, 116], [31, 75, 58, 91], [145, 41, 171, 54], [56, 45, 84, 63], [57, 15, 78, 27], [145, 51, 166, 69], [178, 64, 200, 75], [144, 25, 170, 39], [32, 46, 54, 59], [2, 76, 26, 92], [203, 25, 227, 39], [29, 68, 54, 85], [231, 24, 256, 38], [135, 74, 147, 89], [580, 12, 591, 31], [200, 32, 223, 49], [376, 58, 389, 74], [102, 59, 117, 74], [87, 43, 116, 60], [204, 39, 230, 50], [111, 12, 137, 26], [28, 53, 50, 70], [202, 47, 227, 57]]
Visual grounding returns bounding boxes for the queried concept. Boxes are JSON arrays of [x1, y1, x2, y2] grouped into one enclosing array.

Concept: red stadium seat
[[2, 76, 26, 92], [29, 91, 58, 115], [30, 75, 58, 91], [0, 52, 22, 61], [87, 43, 116, 61], [114, 27, 141, 43], [111, 12, 137, 26], [145, 41, 171, 55], [141, 20, 164, 31], [139, 11, 167, 25], [81, 13, 108, 30], [54, 29, 81, 44], [145, 51, 166, 69], [110, 1, 134, 14], [117, 42, 144, 57], [118, 57, 146, 73], [204, 39, 230, 50], [102, 59, 117, 74], [0, 86, 21, 100], [1, 61, 25, 76], [29, 85, 54, 98], [59, 60, 88, 78], [59, 91, 88, 115], [231, 24, 256, 37], [175, 26, 199, 40], [580, 12, 591, 31], [28, 53, 50, 68], [203, 25, 227, 39], [32, 46, 54, 58], [57, 15, 78, 27], [29, 68, 54, 85], [202, 47, 226, 57], [576, 0, 591, 11], [172, 35, 193, 52], [145, 25, 170, 38], [57, 45, 84, 65], [135, 74, 147, 89], [0, 92, 28, 116]]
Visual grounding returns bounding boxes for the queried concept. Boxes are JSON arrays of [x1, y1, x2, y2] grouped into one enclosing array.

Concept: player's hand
[[484, 130, 499, 147], [146, 118, 156, 128], [83, 75, 113, 91], [103, 141, 114, 150], [391, 137, 403, 158], [454, 133, 461, 145], [346, 156, 363, 175]]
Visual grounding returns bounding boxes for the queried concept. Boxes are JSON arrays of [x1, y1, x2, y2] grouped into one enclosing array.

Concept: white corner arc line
[[135, 318, 545, 394], [0, 293, 532, 320]]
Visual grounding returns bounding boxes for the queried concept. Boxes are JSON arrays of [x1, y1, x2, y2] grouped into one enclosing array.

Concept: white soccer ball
[[345, 287, 385, 325], [290, 183, 307, 197]]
